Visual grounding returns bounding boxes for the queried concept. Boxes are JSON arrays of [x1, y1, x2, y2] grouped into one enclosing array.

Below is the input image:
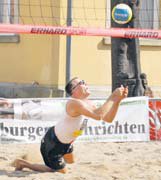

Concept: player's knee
[[66, 159, 75, 164], [63, 153, 75, 164]]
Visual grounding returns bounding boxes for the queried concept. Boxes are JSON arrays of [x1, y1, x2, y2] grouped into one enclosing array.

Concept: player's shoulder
[[67, 98, 84, 107], [66, 98, 85, 115], [67, 98, 83, 106]]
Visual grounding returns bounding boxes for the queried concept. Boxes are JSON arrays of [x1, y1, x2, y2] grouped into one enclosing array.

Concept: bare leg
[[63, 152, 75, 164], [12, 158, 67, 173]]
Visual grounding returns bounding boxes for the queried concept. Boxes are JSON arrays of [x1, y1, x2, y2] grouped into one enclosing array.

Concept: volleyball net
[[0, 0, 161, 38]]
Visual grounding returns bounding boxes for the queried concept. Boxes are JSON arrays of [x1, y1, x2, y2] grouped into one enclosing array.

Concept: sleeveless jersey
[[55, 108, 88, 144]]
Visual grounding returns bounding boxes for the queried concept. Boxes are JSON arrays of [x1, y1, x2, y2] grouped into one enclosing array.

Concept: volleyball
[[112, 3, 132, 24]]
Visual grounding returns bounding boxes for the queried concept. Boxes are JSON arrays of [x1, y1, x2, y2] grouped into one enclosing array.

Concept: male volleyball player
[[13, 77, 128, 173]]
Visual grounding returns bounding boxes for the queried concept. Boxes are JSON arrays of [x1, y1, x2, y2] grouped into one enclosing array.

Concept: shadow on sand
[[0, 169, 39, 178]]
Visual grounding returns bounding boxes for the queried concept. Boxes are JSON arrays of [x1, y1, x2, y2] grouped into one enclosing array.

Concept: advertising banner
[[149, 99, 161, 140], [77, 97, 149, 142], [0, 97, 149, 143]]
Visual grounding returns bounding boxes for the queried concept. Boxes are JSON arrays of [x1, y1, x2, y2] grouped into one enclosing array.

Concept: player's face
[[71, 78, 90, 98]]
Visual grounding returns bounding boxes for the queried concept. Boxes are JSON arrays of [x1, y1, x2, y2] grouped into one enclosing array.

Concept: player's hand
[[112, 85, 128, 100]]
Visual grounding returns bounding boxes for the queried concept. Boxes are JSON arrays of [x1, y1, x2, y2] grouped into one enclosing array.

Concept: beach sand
[[0, 141, 161, 180]]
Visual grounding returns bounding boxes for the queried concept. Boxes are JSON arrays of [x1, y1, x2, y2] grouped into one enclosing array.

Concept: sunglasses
[[71, 80, 86, 91]]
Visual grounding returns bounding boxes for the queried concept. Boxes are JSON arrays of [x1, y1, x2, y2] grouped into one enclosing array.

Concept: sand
[[0, 141, 161, 180]]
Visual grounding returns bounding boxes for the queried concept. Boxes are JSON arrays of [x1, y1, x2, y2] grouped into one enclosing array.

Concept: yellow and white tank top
[[55, 108, 88, 144]]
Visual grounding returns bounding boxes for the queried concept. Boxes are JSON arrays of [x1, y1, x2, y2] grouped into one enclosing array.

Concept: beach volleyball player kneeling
[[12, 77, 128, 173]]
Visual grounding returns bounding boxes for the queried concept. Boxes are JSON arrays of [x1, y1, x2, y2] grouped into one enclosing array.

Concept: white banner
[[77, 97, 149, 142], [0, 97, 149, 143]]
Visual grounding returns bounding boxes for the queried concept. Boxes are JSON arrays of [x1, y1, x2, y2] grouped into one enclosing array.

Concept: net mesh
[[0, 0, 160, 29], [0, 0, 107, 27]]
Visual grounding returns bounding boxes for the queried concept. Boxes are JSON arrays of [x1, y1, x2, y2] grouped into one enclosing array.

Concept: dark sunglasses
[[71, 80, 86, 91]]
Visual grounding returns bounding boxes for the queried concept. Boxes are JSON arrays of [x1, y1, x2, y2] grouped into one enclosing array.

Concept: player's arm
[[94, 85, 128, 123], [66, 86, 128, 122], [66, 99, 102, 120]]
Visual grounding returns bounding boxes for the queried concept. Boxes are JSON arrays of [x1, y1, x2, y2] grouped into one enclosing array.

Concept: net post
[[66, 0, 72, 97]]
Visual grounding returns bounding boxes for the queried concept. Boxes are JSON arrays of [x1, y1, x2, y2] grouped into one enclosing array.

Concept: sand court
[[0, 142, 161, 180]]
